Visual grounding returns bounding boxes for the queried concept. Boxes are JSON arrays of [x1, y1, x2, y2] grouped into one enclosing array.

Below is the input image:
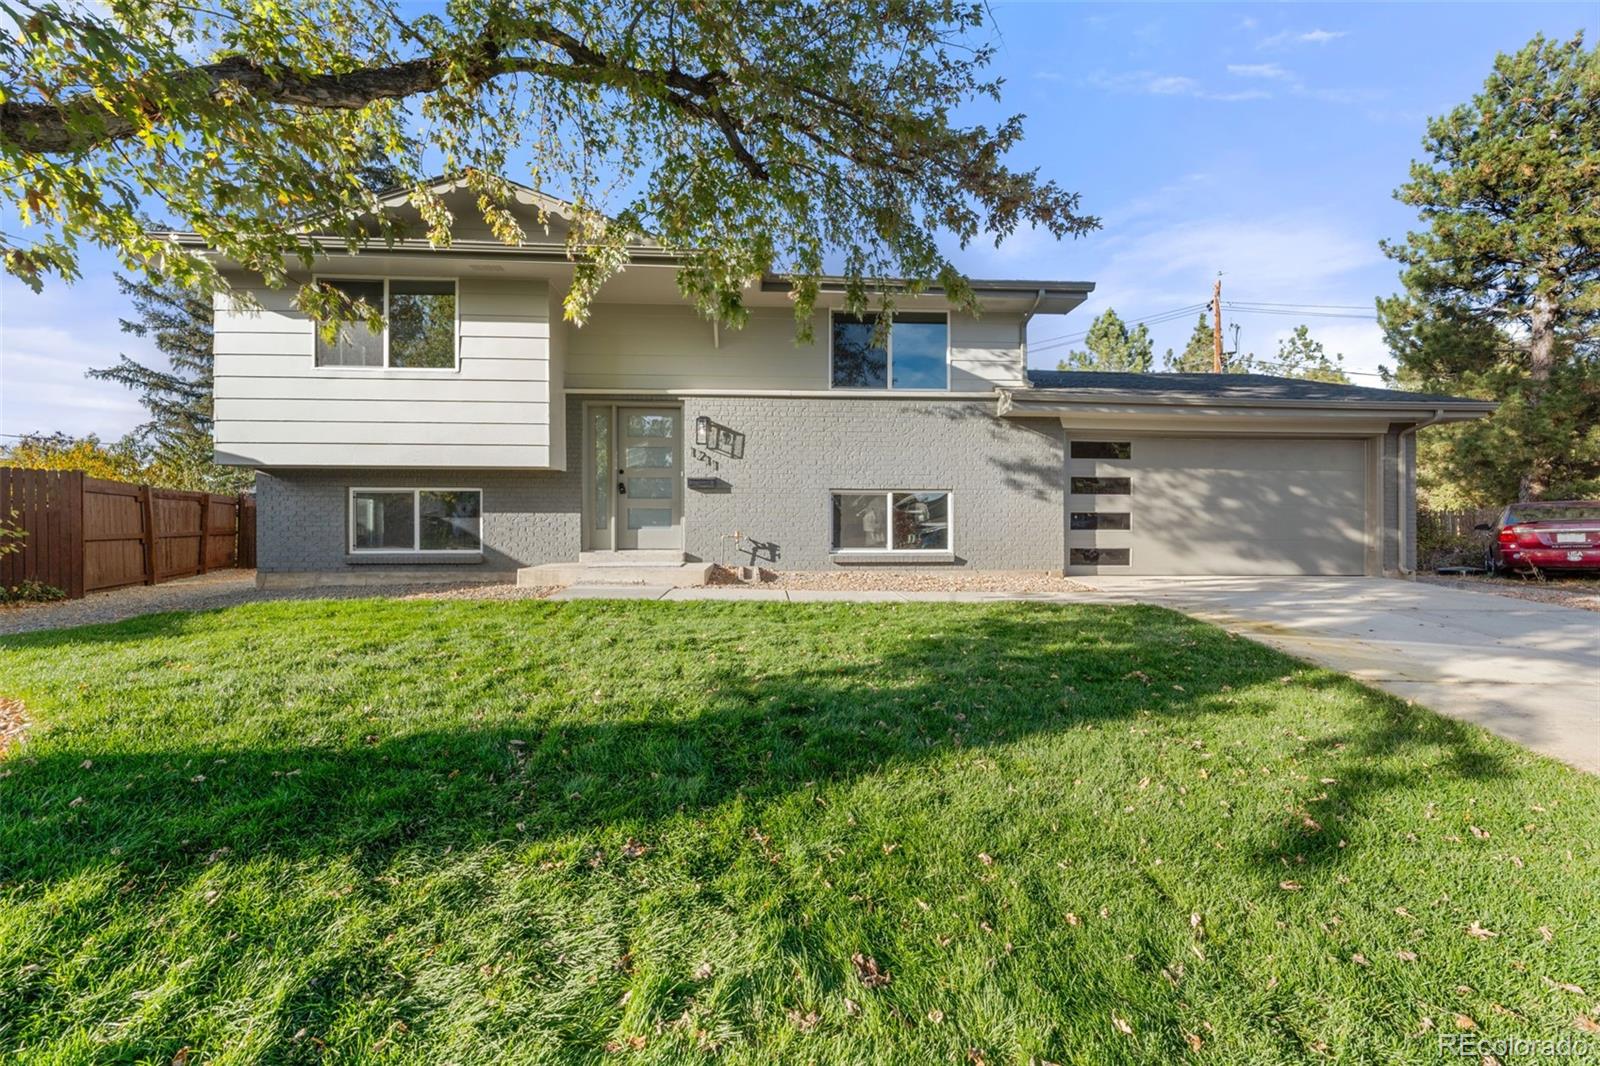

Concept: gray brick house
[[192, 178, 1493, 585]]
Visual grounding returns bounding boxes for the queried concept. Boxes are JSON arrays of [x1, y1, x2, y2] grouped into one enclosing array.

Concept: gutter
[[1397, 408, 1447, 576]]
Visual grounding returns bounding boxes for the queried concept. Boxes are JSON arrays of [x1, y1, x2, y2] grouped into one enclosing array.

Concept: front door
[[586, 405, 683, 552]]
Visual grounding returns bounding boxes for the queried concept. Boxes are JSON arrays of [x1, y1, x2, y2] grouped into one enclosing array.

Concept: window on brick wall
[[350, 488, 481, 552], [831, 491, 951, 552]]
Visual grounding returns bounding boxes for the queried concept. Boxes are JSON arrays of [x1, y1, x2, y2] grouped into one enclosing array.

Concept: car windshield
[[1509, 504, 1600, 522]]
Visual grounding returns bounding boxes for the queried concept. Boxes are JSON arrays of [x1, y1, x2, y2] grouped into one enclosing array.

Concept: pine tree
[[87, 275, 253, 492], [1265, 325, 1351, 384], [1057, 308, 1154, 372], [1380, 32, 1599, 500], [1161, 314, 1235, 372]]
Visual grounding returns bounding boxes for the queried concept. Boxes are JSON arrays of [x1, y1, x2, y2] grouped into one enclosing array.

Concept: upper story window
[[315, 278, 458, 369], [830, 312, 949, 390]]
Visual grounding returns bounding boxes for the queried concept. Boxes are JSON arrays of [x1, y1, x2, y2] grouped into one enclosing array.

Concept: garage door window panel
[[1071, 512, 1131, 531], [1071, 476, 1132, 495], [1071, 441, 1132, 460]]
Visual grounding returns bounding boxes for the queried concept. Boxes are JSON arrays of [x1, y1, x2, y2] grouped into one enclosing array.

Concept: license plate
[[1556, 532, 1587, 544], [1569, 551, 1586, 562]]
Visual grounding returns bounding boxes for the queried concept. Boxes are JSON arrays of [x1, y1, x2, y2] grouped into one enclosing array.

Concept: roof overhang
[[760, 275, 1094, 316], [998, 388, 1497, 435]]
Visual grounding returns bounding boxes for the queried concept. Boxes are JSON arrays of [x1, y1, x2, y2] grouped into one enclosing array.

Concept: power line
[[1028, 303, 1209, 354]]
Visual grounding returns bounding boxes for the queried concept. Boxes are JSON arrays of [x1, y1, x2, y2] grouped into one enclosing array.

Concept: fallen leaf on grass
[[978, 852, 994, 866], [1543, 977, 1586, 996], [1539, 926, 1554, 942], [1064, 912, 1081, 926], [1185, 1032, 1203, 1052], [927, 1009, 944, 1024], [693, 962, 713, 981], [1469, 825, 1490, 839], [1279, 881, 1303, 892], [851, 953, 890, 989], [1351, 953, 1370, 967], [1466, 921, 1498, 940], [843, 998, 860, 1016], [1396, 950, 1418, 962], [1111, 1012, 1133, 1036], [1576, 1015, 1600, 1035], [620, 838, 651, 859], [787, 1009, 820, 1032], [1454, 1014, 1478, 1030]]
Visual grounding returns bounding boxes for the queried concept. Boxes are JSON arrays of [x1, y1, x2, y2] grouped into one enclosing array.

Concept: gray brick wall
[[257, 394, 1066, 574], [678, 397, 1064, 569], [255, 466, 581, 573]]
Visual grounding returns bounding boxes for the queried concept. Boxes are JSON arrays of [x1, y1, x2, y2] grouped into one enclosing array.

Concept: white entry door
[[609, 407, 682, 551]]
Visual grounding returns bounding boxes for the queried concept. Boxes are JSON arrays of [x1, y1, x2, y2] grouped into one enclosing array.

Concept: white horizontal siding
[[216, 397, 548, 423], [212, 274, 555, 469], [216, 420, 544, 446], [213, 443, 550, 468], [215, 377, 551, 403], [565, 304, 1026, 391]]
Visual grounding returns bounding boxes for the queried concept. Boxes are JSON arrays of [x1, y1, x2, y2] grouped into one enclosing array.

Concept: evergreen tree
[[1160, 314, 1252, 373], [1379, 32, 1599, 500], [1057, 308, 1154, 372], [1265, 325, 1351, 384], [87, 275, 254, 493]]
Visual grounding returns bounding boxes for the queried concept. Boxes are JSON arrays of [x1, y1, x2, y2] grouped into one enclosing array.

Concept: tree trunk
[[1517, 292, 1558, 500]]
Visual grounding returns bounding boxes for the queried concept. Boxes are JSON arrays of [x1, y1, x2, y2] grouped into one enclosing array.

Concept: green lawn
[[1, 600, 1596, 1064]]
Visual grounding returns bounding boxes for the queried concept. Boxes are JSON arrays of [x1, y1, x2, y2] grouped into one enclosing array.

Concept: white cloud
[[1, 279, 153, 439], [1260, 28, 1347, 49], [1227, 63, 1293, 80], [1087, 70, 1270, 102], [1023, 214, 1390, 370]]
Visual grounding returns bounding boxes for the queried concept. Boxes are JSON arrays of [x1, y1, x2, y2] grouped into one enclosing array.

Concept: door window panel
[[625, 446, 674, 468]]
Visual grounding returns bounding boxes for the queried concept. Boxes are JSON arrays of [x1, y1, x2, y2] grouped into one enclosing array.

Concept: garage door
[[1067, 436, 1370, 576]]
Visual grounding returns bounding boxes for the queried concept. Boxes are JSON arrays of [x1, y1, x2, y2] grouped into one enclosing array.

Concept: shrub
[[0, 580, 67, 605]]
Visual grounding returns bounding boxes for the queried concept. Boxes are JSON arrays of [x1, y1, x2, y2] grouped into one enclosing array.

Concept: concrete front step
[[577, 550, 687, 566], [517, 561, 713, 588]]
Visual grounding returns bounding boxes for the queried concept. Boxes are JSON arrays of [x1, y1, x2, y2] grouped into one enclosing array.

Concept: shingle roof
[[1023, 369, 1487, 407]]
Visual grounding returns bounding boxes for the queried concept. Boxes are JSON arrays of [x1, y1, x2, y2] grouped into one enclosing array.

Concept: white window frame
[[313, 276, 461, 371], [348, 487, 483, 554], [828, 489, 954, 554], [827, 310, 951, 391]]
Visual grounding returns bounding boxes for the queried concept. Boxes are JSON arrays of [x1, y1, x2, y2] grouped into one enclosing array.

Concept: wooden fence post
[[64, 470, 85, 599], [140, 483, 158, 585], [198, 491, 211, 575]]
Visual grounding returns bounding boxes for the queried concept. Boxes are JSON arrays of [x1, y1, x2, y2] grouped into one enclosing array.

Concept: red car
[[1478, 501, 1600, 573]]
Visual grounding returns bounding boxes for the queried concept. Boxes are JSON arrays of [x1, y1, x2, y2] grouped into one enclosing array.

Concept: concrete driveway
[[1077, 576, 1599, 774]]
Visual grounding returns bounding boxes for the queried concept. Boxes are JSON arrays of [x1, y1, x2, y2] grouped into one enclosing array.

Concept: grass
[[1, 599, 1597, 1064]]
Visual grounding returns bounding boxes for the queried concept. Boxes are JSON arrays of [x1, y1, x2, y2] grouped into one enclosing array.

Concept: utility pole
[[1211, 275, 1224, 373]]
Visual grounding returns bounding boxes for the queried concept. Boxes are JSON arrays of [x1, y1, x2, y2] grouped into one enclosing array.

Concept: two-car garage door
[[1066, 436, 1370, 576]]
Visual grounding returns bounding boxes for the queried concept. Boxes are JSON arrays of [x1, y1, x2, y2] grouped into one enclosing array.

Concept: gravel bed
[[0, 571, 555, 637], [705, 565, 1095, 594], [1417, 572, 1600, 612]]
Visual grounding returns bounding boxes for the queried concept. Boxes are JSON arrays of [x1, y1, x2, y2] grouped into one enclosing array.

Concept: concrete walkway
[[550, 578, 1600, 774], [1077, 576, 1600, 775]]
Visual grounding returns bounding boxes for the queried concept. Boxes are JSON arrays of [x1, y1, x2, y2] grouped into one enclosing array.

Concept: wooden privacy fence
[[0, 468, 255, 599]]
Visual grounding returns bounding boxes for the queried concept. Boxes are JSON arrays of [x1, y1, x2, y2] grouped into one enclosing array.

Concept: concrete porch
[[517, 550, 713, 588]]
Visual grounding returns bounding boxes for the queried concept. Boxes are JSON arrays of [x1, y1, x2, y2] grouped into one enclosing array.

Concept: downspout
[[1396, 409, 1446, 576], [1018, 289, 1046, 387]]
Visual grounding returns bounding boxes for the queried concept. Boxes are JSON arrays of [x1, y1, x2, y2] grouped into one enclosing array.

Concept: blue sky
[[0, 2, 1590, 439]]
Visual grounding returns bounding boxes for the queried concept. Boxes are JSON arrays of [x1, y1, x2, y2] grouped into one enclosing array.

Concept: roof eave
[[998, 388, 1497, 419]]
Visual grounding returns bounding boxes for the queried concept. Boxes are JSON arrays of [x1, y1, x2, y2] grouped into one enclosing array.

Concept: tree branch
[[0, 25, 768, 181]]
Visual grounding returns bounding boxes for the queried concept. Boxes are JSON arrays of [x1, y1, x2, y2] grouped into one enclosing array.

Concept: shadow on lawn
[[0, 601, 1512, 891]]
